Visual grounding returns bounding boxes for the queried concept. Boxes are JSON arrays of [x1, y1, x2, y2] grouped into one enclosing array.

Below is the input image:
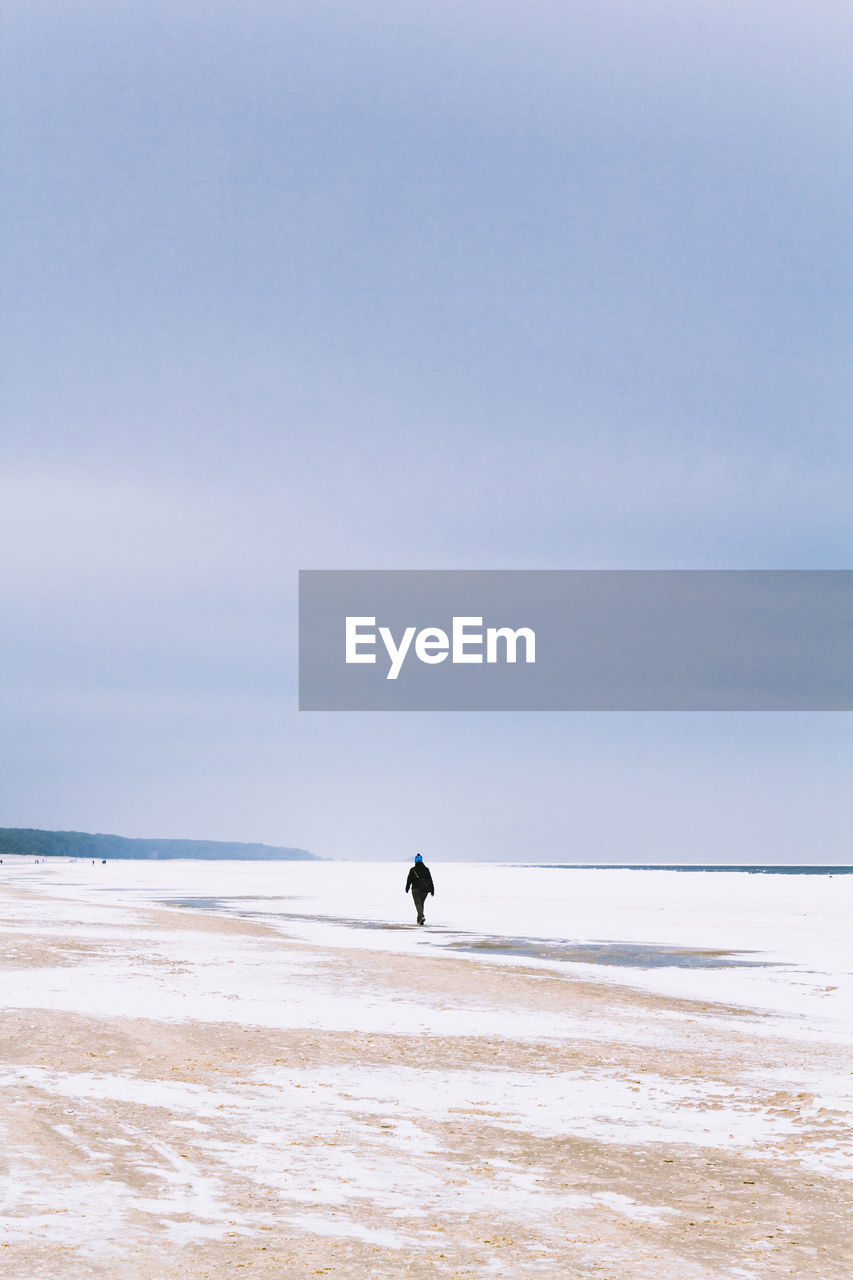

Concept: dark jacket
[[405, 862, 434, 896]]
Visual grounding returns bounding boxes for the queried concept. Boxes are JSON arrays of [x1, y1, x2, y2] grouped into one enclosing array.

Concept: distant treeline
[[0, 828, 317, 861]]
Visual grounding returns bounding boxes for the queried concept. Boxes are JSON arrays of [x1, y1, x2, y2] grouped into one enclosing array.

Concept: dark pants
[[412, 887, 427, 923]]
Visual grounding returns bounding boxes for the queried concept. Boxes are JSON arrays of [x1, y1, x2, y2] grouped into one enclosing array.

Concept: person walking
[[405, 854, 434, 926]]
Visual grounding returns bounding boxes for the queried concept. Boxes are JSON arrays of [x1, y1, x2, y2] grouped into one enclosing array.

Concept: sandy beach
[[1, 862, 851, 1279]]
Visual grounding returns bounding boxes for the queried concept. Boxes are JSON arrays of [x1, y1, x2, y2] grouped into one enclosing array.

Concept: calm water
[[531, 865, 853, 875]]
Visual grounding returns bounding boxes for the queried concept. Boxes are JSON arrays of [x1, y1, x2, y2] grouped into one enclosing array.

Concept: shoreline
[[2, 871, 851, 1278]]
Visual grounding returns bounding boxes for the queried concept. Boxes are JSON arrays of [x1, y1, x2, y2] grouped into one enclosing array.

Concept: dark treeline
[[0, 828, 317, 861]]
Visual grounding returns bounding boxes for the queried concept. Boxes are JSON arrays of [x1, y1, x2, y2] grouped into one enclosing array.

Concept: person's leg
[[413, 887, 425, 924]]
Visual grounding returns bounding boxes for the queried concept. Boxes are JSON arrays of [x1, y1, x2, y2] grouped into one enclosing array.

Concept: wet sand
[[1, 875, 851, 1279]]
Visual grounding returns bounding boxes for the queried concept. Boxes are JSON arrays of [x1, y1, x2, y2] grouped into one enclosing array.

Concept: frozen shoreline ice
[[2, 861, 852, 1278], [4, 859, 851, 1035]]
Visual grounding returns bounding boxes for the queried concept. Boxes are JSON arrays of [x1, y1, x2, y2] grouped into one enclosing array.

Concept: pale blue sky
[[1, 1, 850, 859]]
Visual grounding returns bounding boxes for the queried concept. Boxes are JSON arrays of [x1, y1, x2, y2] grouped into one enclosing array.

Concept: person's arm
[[405, 869, 413, 893], [426, 870, 435, 895]]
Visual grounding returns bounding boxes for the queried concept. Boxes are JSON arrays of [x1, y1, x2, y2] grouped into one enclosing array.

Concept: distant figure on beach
[[405, 854, 434, 926]]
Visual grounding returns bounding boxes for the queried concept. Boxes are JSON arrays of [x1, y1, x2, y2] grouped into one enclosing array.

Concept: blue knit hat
[[414, 854, 423, 862]]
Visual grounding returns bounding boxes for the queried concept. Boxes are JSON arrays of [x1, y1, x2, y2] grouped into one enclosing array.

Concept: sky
[[1, 0, 851, 862]]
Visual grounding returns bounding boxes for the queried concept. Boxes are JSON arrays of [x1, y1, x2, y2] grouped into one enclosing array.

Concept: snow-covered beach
[[2, 860, 851, 1278]]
